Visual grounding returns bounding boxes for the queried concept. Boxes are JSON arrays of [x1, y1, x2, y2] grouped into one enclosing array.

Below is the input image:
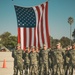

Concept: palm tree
[[68, 17, 74, 45]]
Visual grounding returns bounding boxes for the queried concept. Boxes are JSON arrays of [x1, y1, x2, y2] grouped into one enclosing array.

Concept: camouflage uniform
[[39, 44, 49, 75], [15, 49, 24, 75], [35, 47, 40, 75], [48, 49, 53, 75], [51, 49, 64, 75], [64, 47, 70, 75], [12, 49, 18, 75], [23, 49, 30, 75], [29, 47, 39, 75], [67, 44, 75, 75], [12, 43, 24, 75]]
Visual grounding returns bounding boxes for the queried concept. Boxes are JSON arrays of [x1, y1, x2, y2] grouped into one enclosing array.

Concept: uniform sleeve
[[12, 50, 17, 59], [39, 51, 42, 65], [12, 50, 14, 58], [48, 51, 52, 67], [29, 52, 31, 59], [37, 53, 39, 61], [67, 50, 70, 57], [22, 50, 25, 59]]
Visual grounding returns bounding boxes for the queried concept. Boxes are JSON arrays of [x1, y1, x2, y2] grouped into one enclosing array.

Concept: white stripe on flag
[[31, 28, 34, 46], [20, 28, 24, 49], [26, 28, 29, 47]]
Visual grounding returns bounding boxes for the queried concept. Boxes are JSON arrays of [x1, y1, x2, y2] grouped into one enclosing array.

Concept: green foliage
[[51, 38, 59, 48], [60, 36, 72, 48], [0, 32, 17, 50], [50, 36, 72, 48]]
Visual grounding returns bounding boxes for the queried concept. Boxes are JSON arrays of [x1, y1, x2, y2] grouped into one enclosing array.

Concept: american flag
[[14, 2, 50, 50]]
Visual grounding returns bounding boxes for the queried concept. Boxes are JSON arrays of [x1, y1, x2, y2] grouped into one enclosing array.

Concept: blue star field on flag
[[14, 6, 36, 28]]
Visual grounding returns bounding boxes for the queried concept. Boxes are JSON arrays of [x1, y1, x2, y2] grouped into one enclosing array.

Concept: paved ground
[[0, 67, 13, 75], [0, 61, 14, 75], [0, 52, 14, 75]]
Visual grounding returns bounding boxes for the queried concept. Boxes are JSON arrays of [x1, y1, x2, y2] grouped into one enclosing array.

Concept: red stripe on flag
[[34, 28, 36, 47], [18, 27, 20, 43], [29, 28, 32, 47], [45, 2, 50, 48]]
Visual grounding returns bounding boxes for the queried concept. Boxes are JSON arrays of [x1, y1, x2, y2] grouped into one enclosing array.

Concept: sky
[[0, 0, 75, 39]]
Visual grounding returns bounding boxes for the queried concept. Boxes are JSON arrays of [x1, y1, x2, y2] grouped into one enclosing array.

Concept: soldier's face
[[56, 45, 61, 49], [32, 48, 35, 52], [25, 48, 28, 51], [36, 48, 39, 52], [72, 45, 75, 49], [43, 46, 47, 50], [17, 46, 20, 50], [66, 47, 70, 50]]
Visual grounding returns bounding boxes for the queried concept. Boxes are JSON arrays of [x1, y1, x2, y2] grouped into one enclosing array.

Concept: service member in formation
[[67, 43, 75, 75], [64, 45, 70, 75], [50, 42, 64, 75], [39, 44, 49, 75], [23, 47, 30, 75], [35, 47, 39, 53], [48, 48, 53, 75], [35, 47, 40, 74], [12, 45, 18, 75], [12, 44, 24, 75], [29, 46, 39, 75]]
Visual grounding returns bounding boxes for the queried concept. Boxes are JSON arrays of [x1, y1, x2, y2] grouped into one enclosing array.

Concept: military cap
[[31, 46, 35, 48], [36, 47, 38, 49], [25, 47, 29, 50], [66, 45, 70, 48], [56, 42, 61, 46], [26, 47, 29, 49], [16, 43, 21, 47]]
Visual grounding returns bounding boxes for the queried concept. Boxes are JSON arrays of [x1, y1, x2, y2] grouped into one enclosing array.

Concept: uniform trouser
[[14, 66, 18, 75], [57, 64, 64, 75], [48, 66, 52, 75], [64, 64, 69, 75], [48, 62, 52, 75], [53, 64, 64, 75], [14, 61, 18, 75], [14, 62, 23, 75], [30, 64, 38, 75], [40, 63, 48, 75], [24, 63, 30, 75], [68, 65, 73, 75], [52, 65, 57, 75]]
